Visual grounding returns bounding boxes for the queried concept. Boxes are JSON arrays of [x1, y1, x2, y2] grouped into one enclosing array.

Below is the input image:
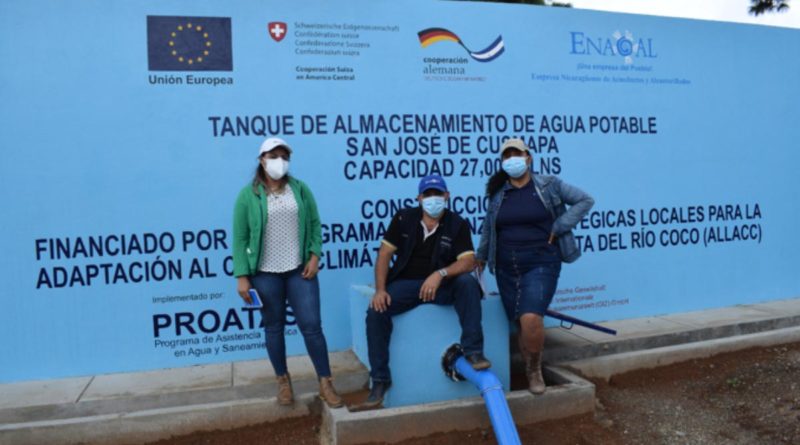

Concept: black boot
[[353, 381, 391, 411]]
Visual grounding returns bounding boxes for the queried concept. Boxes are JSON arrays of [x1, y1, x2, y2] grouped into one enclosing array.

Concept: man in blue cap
[[360, 174, 489, 410]]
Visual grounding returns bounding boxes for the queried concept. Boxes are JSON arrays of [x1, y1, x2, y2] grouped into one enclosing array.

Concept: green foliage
[[749, 0, 791, 16]]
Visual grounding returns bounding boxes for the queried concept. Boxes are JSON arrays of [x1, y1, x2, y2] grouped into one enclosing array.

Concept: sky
[[569, 0, 800, 29]]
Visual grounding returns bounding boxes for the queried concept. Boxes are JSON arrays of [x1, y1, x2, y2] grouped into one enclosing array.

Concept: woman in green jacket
[[232, 137, 342, 408]]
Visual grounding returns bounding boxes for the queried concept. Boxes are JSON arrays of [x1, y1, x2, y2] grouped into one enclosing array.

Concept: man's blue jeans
[[365, 274, 484, 382], [250, 267, 332, 378]]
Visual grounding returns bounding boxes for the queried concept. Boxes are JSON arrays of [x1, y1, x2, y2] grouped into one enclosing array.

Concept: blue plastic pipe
[[545, 309, 617, 335], [454, 357, 522, 445]]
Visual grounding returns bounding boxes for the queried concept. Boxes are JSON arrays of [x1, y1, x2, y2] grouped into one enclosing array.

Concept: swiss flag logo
[[268, 22, 287, 42]]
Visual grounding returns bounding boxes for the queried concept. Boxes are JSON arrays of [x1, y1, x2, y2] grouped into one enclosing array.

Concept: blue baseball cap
[[418, 174, 448, 194]]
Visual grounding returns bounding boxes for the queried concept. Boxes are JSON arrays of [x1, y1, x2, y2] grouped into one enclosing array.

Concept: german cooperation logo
[[147, 15, 234, 86], [569, 30, 657, 64], [417, 28, 504, 79]]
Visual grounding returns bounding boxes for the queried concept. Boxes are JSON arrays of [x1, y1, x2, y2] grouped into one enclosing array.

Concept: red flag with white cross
[[268, 22, 287, 42]]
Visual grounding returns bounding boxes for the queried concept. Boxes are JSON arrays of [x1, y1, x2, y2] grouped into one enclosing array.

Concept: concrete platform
[[1, 297, 798, 445], [563, 325, 800, 380], [321, 366, 595, 445], [350, 285, 510, 408], [0, 351, 368, 445], [541, 297, 800, 364], [0, 394, 315, 445]]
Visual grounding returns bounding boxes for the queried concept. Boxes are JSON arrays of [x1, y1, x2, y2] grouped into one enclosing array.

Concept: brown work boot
[[466, 353, 492, 370], [276, 374, 293, 405], [525, 352, 546, 395], [319, 376, 344, 408]]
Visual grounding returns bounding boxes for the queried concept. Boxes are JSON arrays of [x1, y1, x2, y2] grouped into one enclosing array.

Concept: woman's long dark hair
[[486, 171, 509, 197]]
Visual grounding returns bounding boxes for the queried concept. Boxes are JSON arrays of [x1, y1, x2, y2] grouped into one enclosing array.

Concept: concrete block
[[232, 350, 369, 401], [0, 395, 313, 445], [541, 327, 605, 364], [748, 298, 800, 316], [0, 352, 367, 429], [746, 297, 800, 316], [508, 367, 595, 426], [563, 325, 800, 381], [81, 363, 231, 401], [234, 357, 310, 386], [544, 327, 595, 350], [350, 285, 373, 367], [659, 305, 779, 329], [233, 350, 366, 386], [0, 377, 91, 409], [321, 365, 595, 444], [350, 285, 510, 408], [567, 316, 686, 344]]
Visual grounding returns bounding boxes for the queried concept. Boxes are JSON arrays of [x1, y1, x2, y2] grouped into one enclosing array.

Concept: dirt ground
[[145, 341, 800, 445]]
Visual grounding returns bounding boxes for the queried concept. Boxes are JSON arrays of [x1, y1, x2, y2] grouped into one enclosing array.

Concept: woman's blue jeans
[[250, 267, 332, 378]]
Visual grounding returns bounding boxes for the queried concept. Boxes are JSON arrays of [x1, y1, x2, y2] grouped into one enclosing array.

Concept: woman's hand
[[237, 276, 253, 304], [475, 260, 485, 276], [302, 254, 320, 279]]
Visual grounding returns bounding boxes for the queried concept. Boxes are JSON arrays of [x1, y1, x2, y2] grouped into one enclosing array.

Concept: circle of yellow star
[[169, 22, 212, 65]]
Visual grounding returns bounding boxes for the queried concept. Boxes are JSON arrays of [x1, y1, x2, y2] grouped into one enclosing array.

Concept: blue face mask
[[421, 196, 446, 218], [502, 156, 528, 178]]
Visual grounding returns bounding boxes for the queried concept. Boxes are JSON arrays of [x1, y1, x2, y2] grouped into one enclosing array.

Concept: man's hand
[[548, 233, 557, 245], [302, 254, 320, 279], [370, 289, 392, 312], [419, 272, 443, 302], [237, 276, 253, 304]]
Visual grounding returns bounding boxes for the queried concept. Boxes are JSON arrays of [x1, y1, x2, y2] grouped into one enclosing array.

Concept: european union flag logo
[[147, 16, 232, 71]]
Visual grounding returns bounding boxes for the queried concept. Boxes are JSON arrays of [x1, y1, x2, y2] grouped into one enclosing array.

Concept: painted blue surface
[[350, 286, 510, 408], [454, 357, 522, 445], [350, 285, 373, 366], [1, 0, 799, 382]]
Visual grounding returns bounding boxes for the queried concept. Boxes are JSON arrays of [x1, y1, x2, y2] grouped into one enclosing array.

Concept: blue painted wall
[[1, 0, 798, 382]]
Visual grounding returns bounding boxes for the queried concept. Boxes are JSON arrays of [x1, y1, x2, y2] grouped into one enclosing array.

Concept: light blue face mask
[[421, 196, 446, 218], [502, 156, 529, 178]]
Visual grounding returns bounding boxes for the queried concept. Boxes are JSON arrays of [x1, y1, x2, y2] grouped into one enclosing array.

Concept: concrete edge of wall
[[321, 365, 595, 445], [0, 394, 317, 445], [562, 325, 800, 381]]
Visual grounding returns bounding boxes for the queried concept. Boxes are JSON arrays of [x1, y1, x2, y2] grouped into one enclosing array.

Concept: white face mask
[[421, 196, 446, 218], [502, 156, 528, 178], [264, 158, 289, 180]]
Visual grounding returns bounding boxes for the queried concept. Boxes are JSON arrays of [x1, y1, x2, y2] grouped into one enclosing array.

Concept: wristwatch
[[438, 268, 448, 278]]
